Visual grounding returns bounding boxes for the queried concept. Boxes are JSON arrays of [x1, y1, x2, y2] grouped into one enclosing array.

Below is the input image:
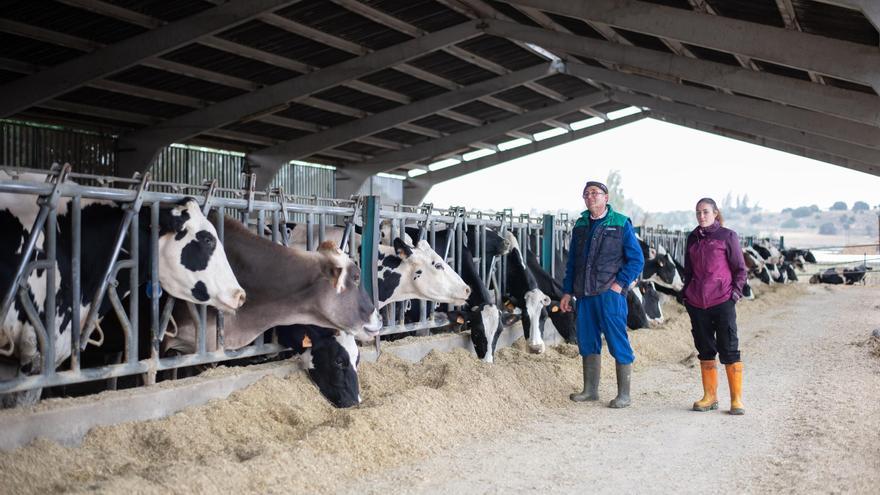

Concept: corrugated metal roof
[[358, 69, 447, 100], [449, 100, 516, 122], [56, 87, 191, 118], [279, 103, 355, 128], [371, 127, 432, 146], [792, 0, 879, 46], [457, 34, 546, 71], [367, 0, 469, 32], [408, 51, 497, 86], [217, 20, 356, 69], [706, 0, 786, 28], [105, 0, 215, 22], [109, 66, 246, 102], [3, 0, 147, 44], [0, 32, 83, 66], [313, 86, 401, 113], [278, 0, 412, 50], [160, 43, 300, 86], [492, 86, 557, 111]]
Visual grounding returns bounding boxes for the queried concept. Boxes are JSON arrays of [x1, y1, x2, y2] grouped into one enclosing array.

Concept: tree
[[749, 214, 762, 224], [722, 191, 733, 211], [818, 222, 838, 235], [781, 218, 800, 228], [792, 206, 813, 218], [852, 201, 869, 211], [830, 201, 847, 211]]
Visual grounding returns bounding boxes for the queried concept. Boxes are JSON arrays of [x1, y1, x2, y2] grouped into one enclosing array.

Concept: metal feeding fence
[[0, 168, 570, 400], [635, 226, 758, 266]]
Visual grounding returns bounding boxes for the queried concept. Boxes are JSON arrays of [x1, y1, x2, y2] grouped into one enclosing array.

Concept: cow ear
[[649, 247, 657, 259], [158, 200, 192, 235], [317, 240, 340, 254], [393, 237, 413, 258]]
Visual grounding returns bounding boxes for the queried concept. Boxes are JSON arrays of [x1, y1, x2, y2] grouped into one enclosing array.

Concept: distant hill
[[638, 206, 880, 249]]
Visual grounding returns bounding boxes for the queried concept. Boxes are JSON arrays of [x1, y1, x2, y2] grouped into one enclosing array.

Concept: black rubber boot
[[569, 354, 601, 402], [609, 363, 632, 408]]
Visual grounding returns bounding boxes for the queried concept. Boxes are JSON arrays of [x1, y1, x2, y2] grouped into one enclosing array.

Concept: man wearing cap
[[560, 180, 644, 408]]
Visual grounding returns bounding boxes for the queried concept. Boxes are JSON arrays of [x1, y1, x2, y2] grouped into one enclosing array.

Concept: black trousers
[[685, 299, 741, 364]]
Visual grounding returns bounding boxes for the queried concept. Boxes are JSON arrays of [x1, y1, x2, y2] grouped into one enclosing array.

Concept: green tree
[[830, 201, 847, 211], [853, 201, 869, 211]]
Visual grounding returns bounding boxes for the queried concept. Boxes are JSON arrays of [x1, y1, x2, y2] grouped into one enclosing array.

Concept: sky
[[423, 116, 880, 215]]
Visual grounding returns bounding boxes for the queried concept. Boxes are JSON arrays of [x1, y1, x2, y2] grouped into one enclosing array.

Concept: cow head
[[157, 199, 245, 313], [642, 245, 682, 291], [302, 329, 361, 408], [465, 304, 502, 363], [524, 288, 551, 354], [385, 238, 470, 306], [639, 281, 663, 324], [315, 241, 382, 335]]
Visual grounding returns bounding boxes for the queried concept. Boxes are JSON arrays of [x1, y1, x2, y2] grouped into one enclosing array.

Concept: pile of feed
[[0, 283, 803, 494]]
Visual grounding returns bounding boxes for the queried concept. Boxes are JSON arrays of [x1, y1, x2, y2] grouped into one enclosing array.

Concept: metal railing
[[0, 169, 572, 398]]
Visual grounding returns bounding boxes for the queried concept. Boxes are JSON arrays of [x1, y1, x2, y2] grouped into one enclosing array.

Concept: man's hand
[[560, 294, 573, 312], [610, 281, 623, 294]]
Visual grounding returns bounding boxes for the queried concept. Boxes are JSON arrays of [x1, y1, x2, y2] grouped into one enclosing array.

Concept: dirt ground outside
[[1, 281, 878, 494]]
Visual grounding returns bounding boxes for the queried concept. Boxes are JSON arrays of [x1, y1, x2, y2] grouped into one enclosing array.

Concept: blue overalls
[[563, 207, 644, 364]]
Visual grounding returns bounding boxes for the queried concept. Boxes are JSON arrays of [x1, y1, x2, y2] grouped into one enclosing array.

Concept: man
[[560, 181, 644, 408]]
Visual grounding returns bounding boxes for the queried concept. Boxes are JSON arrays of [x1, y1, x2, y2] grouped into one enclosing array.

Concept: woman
[[682, 198, 748, 415]]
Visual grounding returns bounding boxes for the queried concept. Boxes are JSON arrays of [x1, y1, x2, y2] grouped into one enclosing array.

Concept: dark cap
[[583, 181, 608, 195]]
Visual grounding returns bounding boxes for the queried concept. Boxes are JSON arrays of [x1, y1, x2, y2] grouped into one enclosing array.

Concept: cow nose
[[231, 288, 246, 308]]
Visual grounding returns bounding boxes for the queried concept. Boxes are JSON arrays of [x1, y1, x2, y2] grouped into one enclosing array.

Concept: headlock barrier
[[0, 166, 572, 400]]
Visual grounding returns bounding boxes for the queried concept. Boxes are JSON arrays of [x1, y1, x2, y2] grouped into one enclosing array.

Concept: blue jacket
[[563, 205, 644, 297]]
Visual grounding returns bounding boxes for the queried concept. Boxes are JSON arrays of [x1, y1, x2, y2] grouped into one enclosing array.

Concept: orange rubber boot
[[693, 360, 719, 412], [725, 362, 745, 415]]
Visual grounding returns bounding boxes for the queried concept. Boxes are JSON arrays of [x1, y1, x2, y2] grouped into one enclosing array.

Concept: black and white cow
[[1, 173, 244, 406], [376, 238, 470, 308], [406, 227, 502, 363], [743, 246, 772, 285], [625, 280, 663, 330], [523, 248, 576, 344], [844, 265, 872, 284], [276, 324, 360, 408], [503, 232, 551, 354], [640, 242, 684, 292], [164, 219, 382, 355], [810, 268, 845, 285]]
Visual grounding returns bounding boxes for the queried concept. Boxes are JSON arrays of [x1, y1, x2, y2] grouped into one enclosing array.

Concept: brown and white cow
[[163, 217, 381, 354]]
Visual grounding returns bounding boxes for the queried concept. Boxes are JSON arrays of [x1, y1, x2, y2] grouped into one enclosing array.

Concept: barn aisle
[[342, 284, 880, 494]]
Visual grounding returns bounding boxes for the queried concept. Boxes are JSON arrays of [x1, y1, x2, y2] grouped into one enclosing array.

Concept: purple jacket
[[682, 221, 747, 309]]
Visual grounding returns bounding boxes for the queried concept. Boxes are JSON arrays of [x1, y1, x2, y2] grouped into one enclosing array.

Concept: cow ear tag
[[551, 305, 559, 313], [456, 315, 465, 324], [302, 335, 312, 348]]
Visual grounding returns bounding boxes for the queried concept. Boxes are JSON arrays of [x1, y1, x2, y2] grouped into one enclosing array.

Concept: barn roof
[[0, 0, 877, 201]]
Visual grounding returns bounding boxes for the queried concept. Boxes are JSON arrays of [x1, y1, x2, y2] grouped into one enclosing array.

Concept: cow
[[637, 239, 684, 292], [781, 248, 815, 271], [276, 324, 360, 408], [376, 238, 470, 308], [844, 264, 872, 284], [625, 280, 662, 330], [743, 246, 772, 284], [523, 248, 576, 344], [810, 268, 845, 285], [752, 240, 782, 265], [163, 218, 382, 356], [503, 232, 551, 354], [1, 172, 245, 407]]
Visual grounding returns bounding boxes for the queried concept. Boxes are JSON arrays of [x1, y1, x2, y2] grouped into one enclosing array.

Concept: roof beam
[[248, 64, 556, 186], [116, 21, 482, 176], [483, 21, 880, 127], [414, 111, 645, 185], [649, 112, 877, 176], [614, 93, 880, 174], [342, 91, 609, 180], [564, 62, 880, 149], [0, 0, 300, 118], [500, 0, 880, 91]]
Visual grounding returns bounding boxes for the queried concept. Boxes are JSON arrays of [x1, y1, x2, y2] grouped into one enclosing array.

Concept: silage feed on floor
[[0, 283, 808, 494]]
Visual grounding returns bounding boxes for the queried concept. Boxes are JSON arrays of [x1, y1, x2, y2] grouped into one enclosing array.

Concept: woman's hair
[[696, 197, 724, 226]]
